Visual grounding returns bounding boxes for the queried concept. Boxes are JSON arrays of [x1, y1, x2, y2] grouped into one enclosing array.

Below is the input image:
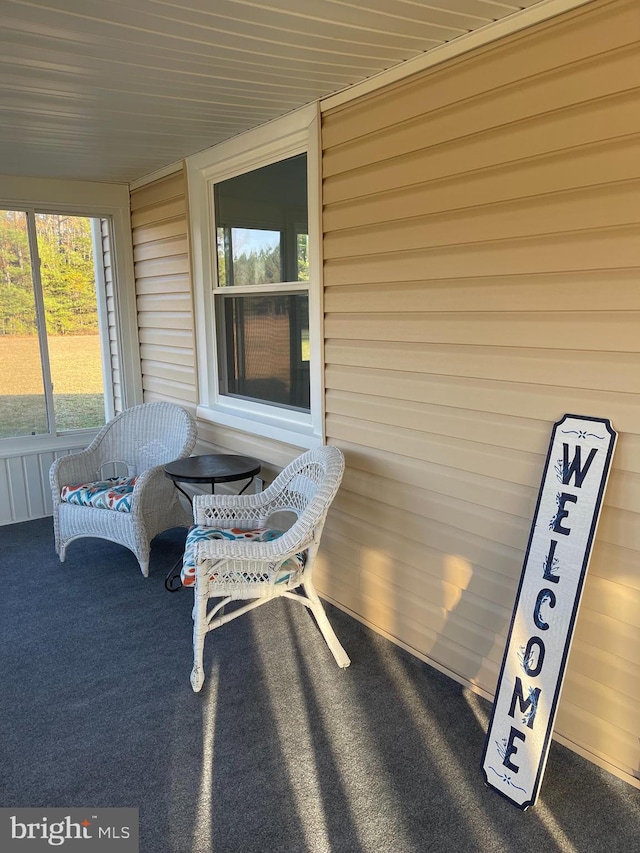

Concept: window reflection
[[216, 227, 281, 286]]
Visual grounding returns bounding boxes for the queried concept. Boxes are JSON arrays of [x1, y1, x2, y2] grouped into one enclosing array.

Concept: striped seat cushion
[[181, 525, 305, 588], [60, 476, 138, 513]]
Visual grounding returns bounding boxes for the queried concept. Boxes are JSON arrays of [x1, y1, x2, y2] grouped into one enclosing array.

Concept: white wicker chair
[[185, 446, 350, 692], [50, 402, 197, 577]]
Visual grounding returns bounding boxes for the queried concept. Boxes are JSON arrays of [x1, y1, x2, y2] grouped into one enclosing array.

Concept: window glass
[[218, 292, 310, 411], [214, 154, 307, 286], [0, 210, 48, 437], [35, 214, 105, 432], [297, 232, 309, 282]]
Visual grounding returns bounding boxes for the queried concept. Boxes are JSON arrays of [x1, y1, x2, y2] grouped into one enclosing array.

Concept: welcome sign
[[481, 414, 617, 809]]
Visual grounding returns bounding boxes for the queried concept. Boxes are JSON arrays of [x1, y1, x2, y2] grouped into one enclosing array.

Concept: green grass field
[[0, 335, 105, 437]]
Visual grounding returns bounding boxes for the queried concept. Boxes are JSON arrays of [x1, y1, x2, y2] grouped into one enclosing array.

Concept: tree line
[[0, 210, 98, 336]]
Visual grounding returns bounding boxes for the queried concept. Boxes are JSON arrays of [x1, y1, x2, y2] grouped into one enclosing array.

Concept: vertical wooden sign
[[481, 414, 617, 809]]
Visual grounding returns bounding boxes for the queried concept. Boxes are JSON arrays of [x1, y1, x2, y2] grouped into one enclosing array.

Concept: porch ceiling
[[1, 0, 574, 185]]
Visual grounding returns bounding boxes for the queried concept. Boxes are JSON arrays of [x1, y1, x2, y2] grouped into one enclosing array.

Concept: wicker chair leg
[[303, 580, 351, 669], [191, 587, 209, 692], [191, 662, 205, 693], [137, 556, 150, 578]]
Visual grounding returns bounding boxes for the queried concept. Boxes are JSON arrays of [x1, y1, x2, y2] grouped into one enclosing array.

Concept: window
[[187, 104, 323, 447], [0, 209, 113, 439], [213, 154, 310, 412]]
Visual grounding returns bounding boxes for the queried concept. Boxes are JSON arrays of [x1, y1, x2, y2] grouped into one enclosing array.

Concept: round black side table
[[163, 454, 261, 591]]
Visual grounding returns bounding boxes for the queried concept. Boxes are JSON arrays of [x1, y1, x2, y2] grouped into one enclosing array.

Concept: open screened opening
[[0, 210, 112, 439]]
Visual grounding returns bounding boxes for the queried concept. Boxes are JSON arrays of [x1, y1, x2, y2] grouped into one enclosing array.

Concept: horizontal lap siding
[[130, 170, 197, 411], [320, 0, 640, 785]]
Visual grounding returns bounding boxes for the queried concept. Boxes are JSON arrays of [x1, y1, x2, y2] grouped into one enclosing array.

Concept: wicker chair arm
[[129, 464, 177, 516], [50, 448, 103, 492], [133, 463, 169, 490]]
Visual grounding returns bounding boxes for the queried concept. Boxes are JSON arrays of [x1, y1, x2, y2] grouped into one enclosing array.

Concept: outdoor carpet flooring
[[1, 517, 638, 852]]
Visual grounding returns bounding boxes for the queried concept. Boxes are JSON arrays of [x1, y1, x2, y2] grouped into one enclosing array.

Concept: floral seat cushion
[[60, 476, 137, 513], [181, 525, 306, 588]]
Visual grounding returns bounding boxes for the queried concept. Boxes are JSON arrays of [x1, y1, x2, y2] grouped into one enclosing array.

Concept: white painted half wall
[[0, 444, 87, 525]]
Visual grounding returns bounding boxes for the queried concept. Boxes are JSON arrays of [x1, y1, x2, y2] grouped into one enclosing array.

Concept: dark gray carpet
[[1, 518, 638, 852]]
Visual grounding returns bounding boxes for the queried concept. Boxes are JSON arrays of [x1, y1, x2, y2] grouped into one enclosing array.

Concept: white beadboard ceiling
[[0, 0, 574, 185]]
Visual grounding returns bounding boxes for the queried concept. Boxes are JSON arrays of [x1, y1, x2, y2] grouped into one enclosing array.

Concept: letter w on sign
[[481, 414, 617, 809]]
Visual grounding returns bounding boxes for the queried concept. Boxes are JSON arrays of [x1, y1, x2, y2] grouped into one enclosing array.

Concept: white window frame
[[186, 104, 324, 448]]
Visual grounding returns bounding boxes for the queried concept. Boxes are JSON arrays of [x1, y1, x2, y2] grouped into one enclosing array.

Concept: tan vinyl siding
[[320, 0, 640, 787], [130, 170, 197, 411]]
